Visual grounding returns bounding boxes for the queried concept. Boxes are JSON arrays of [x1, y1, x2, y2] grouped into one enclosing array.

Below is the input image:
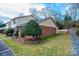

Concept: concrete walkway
[[69, 29, 79, 56]]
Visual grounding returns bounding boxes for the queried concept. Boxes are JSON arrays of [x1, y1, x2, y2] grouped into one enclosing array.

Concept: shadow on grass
[[41, 34, 60, 41], [23, 34, 60, 45]]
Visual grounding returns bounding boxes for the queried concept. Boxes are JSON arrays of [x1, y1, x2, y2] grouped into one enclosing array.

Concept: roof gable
[[11, 15, 34, 21], [39, 18, 57, 28]]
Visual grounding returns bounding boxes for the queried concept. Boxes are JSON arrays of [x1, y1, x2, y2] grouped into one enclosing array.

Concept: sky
[[0, 3, 71, 23]]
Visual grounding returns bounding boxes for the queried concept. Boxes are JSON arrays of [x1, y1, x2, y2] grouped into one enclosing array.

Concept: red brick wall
[[40, 25, 56, 36]]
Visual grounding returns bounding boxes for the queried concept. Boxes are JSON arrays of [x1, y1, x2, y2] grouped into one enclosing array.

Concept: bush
[[64, 14, 72, 29], [4, 28, 14, 36], [76, 29, 79, 35], [21, 20, 42, 40], [0, 29, 4, 33], [54, 20, 64, 29]]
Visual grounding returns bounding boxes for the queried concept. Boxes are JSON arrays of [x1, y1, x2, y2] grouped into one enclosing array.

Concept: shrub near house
[[76, 29, 79, 36], [4, 28, 14, 36], [21, 20, 42, 41]]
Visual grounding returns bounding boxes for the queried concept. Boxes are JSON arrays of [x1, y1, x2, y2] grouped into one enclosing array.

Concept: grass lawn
[[0, 33, 71, 56]]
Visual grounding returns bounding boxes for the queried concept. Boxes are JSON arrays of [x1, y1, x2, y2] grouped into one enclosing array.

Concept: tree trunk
[[32, 35, 35, 40]]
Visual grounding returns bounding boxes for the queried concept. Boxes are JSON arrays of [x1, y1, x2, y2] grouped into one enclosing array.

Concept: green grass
[[0, 33, 71, 56]]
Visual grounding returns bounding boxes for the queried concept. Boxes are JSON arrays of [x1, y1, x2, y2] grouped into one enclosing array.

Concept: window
[[13, 20, 16, 25]]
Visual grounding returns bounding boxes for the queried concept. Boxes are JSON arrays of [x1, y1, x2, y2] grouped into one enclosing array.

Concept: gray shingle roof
[[37, 17, 54, 23], [11, 15, 34, 21]]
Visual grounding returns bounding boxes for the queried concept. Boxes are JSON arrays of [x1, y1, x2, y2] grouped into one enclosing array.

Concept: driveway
[[69, 29, 79, 56], [0, 40, 14, 56]]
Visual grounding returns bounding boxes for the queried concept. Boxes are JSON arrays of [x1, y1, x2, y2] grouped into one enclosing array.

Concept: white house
[[6, 15, 35, 29], [5, 21, 12, 29]]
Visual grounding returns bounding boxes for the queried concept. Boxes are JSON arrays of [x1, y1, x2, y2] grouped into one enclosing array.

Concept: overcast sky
[[0, 3, 71, 23]]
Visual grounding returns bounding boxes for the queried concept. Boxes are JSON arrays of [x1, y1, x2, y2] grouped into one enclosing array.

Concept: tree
[[30, 8, 39, 21], [54, 20, 64, 29], [64, 12, 72, 29], [68, 3, 79, 20], [0, 20, 5, 27], [71, 20, 79, 28], [30, 7, 53, 20], [0, 24, 6, 27], [21, 20, 42, 40], [42, 7, 53, 18]]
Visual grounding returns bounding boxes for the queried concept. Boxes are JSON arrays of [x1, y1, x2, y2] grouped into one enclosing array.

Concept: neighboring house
[[5, 15, 58, 37], [5, 21, 12, 29], [0, 27, 6, 33]]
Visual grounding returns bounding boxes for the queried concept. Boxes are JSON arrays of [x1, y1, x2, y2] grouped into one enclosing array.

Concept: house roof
[[6, 14, 58, 28], [11, 15, 34, 21], [39, 17, 57, 28], [16, 17, 57, 28], [7, 15, 54, 24], [37, 17, 54, 23], [5, 20, 11, 24]]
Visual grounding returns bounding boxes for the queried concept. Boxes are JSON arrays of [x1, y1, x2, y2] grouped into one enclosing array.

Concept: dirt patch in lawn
[[15, 37, 42, 44]]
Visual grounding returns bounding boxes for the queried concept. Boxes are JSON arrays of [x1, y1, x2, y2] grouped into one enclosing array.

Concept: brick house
[[39, 18, 58, 36], [5, 15, 58, 37]]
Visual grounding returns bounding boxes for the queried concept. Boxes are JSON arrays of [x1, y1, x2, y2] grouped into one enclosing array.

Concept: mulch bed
[[15, 37, 42, 44], [15, 37, 24, 44]]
